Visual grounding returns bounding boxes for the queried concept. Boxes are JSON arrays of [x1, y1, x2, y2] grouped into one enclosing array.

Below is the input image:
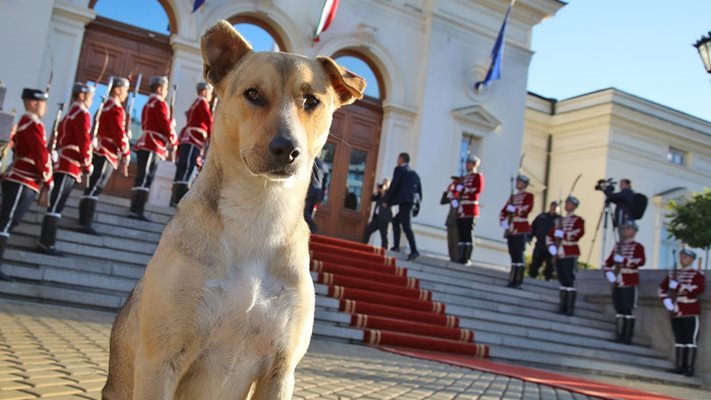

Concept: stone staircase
[[0, 191, 699, 388]]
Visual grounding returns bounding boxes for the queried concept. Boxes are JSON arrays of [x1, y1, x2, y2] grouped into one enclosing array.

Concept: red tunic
[[604, 240, 645, 287], [55, 103, 92, 180], [457, 172, 484, 218], [3, 113, 53, 192], [95, 97, 130, 168], [135, 94, 176, 159], [659, 268, 706, 317], [178, 97, 212, 149], [499, 191, 534, 235], [546, 214, 585, 258]]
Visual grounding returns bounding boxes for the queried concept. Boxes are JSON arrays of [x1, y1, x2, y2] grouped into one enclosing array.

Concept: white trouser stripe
[[2, 186, 23, 234]]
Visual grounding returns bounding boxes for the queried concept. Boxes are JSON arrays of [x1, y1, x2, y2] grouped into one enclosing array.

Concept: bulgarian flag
[[313, 0, 340, 42]]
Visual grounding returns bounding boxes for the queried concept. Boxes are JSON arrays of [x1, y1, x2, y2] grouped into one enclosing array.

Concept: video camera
[[594, 178, 617, 192]]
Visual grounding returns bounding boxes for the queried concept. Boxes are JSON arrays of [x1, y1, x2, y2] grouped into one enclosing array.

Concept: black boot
[[37, 215, 63, 256], [463, 244, 473, 265], [565, 289, 576, 316], [622, 317, 635, 345], [667, 346, 685, 374], [170, 183, 188, 208], [558, 289, 568, 314], [507, 265, 516, 287], [129, 190, 151, 222], [0, 235, 13, 282], [614, 315, 625, 342], [78, 198, 101, 236], [457, 244, 467, 264], [685, 347, 696, 377], [515, 266, 525, 288]]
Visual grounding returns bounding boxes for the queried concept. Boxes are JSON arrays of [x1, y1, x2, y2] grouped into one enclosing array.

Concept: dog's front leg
[[131, 347, 197, 400], [251, 368, 295, 400]]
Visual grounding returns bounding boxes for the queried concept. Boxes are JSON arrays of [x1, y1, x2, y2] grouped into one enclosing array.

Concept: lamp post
[[693, 32, 711, 74]]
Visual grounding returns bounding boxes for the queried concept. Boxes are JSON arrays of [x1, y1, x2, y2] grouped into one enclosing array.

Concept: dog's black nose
[[269, 136, 301, 164]]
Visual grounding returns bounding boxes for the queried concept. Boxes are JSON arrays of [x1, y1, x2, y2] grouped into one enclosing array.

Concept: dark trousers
[[556, 257, 577, 287], [363, 216, 388, 249], [530, 239, 553, 279], [47, 173, 76, 217], [612, 286, 637, 315], [672, 316, 700, 346], [457, 217, 474, 244], [392, 202, 417, 253], [445, 209, 459, 262], [133, 150, 159, 191], [84, 156, 115, 198], [0, 180, 36, 236], [173, 144, 200, 184], [304, 191, 322, 233], [507, 234, 526, 265]]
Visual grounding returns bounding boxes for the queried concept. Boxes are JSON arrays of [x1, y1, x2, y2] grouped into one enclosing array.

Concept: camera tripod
[[585, 202, 620, 267]]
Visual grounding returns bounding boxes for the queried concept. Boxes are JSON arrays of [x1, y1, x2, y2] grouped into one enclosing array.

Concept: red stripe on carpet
[[310, 243, 394, 265], [366, 331, 488, 358], [380, 347, 681, 400], [311, 257, 406, 276], [319, 273, 430, 301], [352, 314, 474, 342], [328, 285, 443, 313], [311, 262, 418, 288], [339, 300, 458, 328], [311, 234, 385, 255]]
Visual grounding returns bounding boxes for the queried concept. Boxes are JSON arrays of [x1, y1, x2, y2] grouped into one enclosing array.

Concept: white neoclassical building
[[1, 0, 707, 268]]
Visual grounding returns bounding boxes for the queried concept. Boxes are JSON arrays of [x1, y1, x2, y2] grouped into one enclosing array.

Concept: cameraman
[[603, 178, 635, 235]]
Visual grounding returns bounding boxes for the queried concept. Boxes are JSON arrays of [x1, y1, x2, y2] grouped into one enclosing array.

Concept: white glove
[[506, 204, 516, 213], [500, 220, 510, 230], [680, 284, 693, 293], [554, 229, 564, 239], [668, 280, 679, 290], [605, 271, 616, 283], [456, 184, 464, 192], [613, 254, 624, 263], [171, 119, 177, 128], [451, 199, 459, 208], [51, 150, 59, 164], [548, 245, 558, 256], [663, 298, 674, 311]]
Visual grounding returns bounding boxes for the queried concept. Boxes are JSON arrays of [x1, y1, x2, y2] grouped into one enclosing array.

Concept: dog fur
[[101, 21, 365, 399]]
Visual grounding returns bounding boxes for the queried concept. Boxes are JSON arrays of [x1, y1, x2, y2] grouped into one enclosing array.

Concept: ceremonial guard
[[0, 89, 52, 280], [455, 155, 484, 265], [500, 175, 533, 288], [529, 201, 559, 280], [659, 249, 705, 377], [603, 221, 645, 344], [80, 77, 131, 235], [440, 176, 461, 263], [170, 82, 213, 207], [132, 76, 176, 220], [38, 83, 94, 255], [547, 196, 585, 315]]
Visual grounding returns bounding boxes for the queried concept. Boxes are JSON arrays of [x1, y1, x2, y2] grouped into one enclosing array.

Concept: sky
[[527, 0, 711, 122]]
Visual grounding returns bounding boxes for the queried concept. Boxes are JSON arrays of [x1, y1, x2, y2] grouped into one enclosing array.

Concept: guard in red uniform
[[80, 77, 131, 235], [37, 83, 94, 256], [500, 175, 533, 288], [0, 88, 52, 280], [604, 221, 645, 344], [131, 76, 175, 220], [170, 82, 213, 207], [440, 176, 461, 262], [455, 154, 484, 265], [659, 248, 705, 377], [547, 196, 585, 316]]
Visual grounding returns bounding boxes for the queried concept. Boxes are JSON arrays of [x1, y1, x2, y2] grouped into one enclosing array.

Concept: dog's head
[[201, 21, 366, 182]]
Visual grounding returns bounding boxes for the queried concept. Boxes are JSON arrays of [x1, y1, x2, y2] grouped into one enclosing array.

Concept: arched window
[[229, 16, 286, 52], [334, 53, 382, 100], [91, 0, 175, 34]]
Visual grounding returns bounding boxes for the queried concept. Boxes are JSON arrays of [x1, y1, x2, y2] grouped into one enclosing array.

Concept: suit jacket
[[370, 192, 391, 222], [383, 164, 422, 206]]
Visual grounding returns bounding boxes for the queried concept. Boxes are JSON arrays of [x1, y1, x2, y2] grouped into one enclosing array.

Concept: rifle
[[168, 84, 178, 162], [668, 249, 678, 317], [0, 109, 17, 174], [504, 153, 525, 238], [91, 76, 115, 141], [120, 74, 142, 177]]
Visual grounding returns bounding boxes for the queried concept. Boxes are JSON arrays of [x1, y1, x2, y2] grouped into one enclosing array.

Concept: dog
[[101, 21, 365, 399]]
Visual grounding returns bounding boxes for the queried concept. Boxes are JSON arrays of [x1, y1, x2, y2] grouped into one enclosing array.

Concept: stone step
[[27, 203, 167, 235], [0, 280, 125, 310], [3, 248, 145, 280], [3, 262, 136, 294], [65, 189, 176, 217]]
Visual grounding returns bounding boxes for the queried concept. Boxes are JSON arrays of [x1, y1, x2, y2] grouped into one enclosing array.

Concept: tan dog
[[101, 21, 365, 399]]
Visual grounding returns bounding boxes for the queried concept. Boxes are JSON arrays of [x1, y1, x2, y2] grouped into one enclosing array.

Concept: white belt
[[676, 297, 697, 304], [186, 127, 207, 140]]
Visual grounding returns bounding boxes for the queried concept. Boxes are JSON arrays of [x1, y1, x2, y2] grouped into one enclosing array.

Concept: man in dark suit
[[304, 156, 327, 232], [383, 153, 422, 261], [362, 178, 391, 249]]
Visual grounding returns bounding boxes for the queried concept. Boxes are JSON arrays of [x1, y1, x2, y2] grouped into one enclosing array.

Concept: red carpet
[[310, 235, 489, 359], [381, 347, 681, 400]]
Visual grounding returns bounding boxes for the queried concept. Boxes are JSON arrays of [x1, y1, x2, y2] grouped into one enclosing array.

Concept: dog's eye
[[244, 89, 263, 106], [303, 95, 320, 111]]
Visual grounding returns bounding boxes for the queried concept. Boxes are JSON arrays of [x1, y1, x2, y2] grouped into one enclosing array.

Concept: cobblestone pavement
[[0, 300, 622, 399]]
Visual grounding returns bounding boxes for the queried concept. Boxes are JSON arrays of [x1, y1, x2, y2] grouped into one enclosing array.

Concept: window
[[94, 0, 171, 34], [458, 135, 481, 176], [334, 55, 381, 100], [659, 224, 678, 269], [667, 147, 687, 166]]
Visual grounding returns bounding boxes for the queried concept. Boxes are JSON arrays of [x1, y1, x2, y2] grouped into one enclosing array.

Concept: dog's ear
[[201, 21, 252, 86], [318, 56, 367, 107]]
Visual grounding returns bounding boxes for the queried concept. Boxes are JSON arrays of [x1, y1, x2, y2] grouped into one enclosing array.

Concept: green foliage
[[666, 189, 711, 250]]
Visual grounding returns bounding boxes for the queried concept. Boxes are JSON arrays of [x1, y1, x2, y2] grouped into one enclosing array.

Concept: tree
[[667, 189, 711, 269]]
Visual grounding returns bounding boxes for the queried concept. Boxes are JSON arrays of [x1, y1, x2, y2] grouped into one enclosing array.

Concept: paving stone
[[0, 391, 38, 400]]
